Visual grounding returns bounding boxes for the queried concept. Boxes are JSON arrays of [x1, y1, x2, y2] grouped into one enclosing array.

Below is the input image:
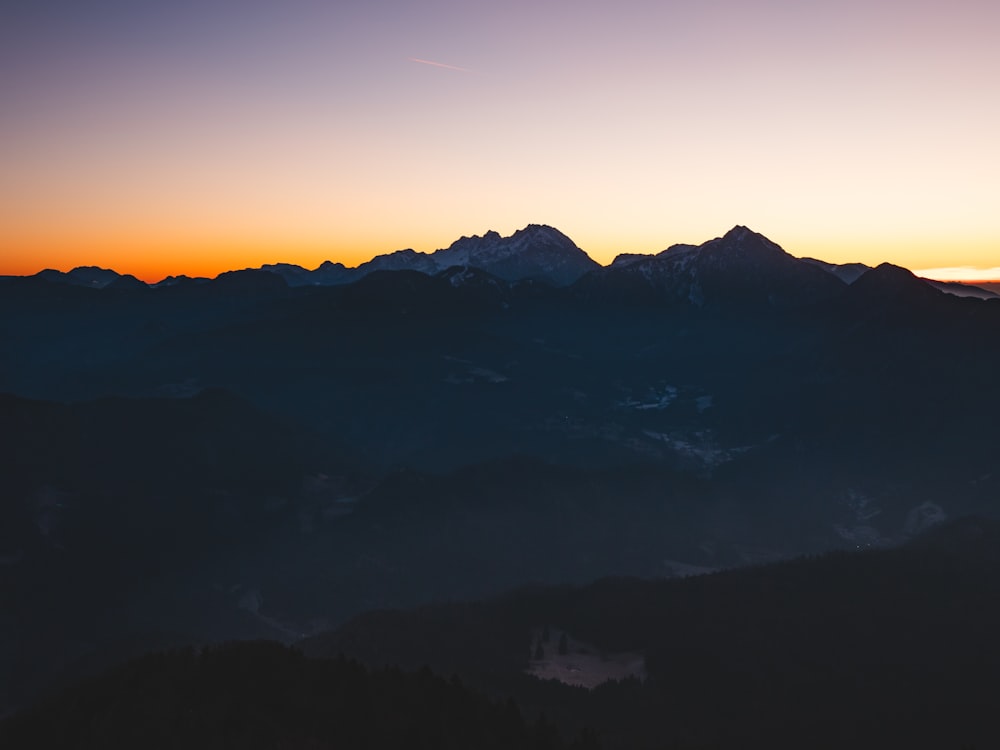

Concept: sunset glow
[[913, 267, 1000, 283], [2, 0, 997, 283]]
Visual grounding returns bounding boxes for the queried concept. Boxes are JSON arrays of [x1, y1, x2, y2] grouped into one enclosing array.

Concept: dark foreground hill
[[0, 390, 363, 716], [0, 641, 597, 750], [3, 520, 997, 750], [303, 517, 1000, 750]]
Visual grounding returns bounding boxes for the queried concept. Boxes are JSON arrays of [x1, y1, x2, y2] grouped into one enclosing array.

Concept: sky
[[2, 0, 998, 282]]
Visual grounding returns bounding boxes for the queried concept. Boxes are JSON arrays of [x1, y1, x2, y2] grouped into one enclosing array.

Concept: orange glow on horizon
[[0, 239, 390, 283], [2, 1, 997, 285], [912, 267, 1000, 283]]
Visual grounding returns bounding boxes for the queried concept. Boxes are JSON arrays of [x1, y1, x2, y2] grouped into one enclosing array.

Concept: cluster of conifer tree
[[306, 519, 1000, 749], [0, 641, 599, 750]]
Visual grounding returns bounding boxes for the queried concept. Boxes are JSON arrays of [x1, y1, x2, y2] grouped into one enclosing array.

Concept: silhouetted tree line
[[306, 518, 1000, 749], [0, 641, 601, 750]]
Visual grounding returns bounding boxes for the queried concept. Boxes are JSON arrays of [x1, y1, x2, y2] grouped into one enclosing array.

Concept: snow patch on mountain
[[432, 224, 599, 285], [641, 430, 750, 468], [443, 355, 510, 384], [617, 385, 678, 410]]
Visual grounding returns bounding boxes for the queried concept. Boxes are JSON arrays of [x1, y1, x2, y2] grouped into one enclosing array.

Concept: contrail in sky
[[408, 57, 472, 73]]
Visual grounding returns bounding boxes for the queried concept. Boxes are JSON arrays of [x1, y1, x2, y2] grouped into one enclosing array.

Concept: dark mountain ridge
[[575, 226, 851, 310], [10, 225, 996, 305]]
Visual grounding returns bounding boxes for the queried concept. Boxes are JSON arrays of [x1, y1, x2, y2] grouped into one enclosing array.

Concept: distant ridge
[[921, 278, 999, 300], [11, 225, 1000, 301], [802, 257, 999, 299], [33, 266, 148, 290]]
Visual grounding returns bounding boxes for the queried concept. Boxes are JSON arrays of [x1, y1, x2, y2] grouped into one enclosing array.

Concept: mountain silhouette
[[248, 224, 599, 287], [576, 225, 845, 309]]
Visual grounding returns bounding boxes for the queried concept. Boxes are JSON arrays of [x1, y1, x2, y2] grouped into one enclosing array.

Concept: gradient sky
[[2, 0, 998, 282]]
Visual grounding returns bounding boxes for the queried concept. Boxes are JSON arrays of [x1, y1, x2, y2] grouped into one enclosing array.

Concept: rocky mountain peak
[[707, 225, 788, 258], [433, 224, 599, 285]]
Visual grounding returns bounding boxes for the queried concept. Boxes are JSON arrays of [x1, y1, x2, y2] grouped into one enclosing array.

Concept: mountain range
[[12, 224, 999, 299], [2, 224, 999, 741]]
